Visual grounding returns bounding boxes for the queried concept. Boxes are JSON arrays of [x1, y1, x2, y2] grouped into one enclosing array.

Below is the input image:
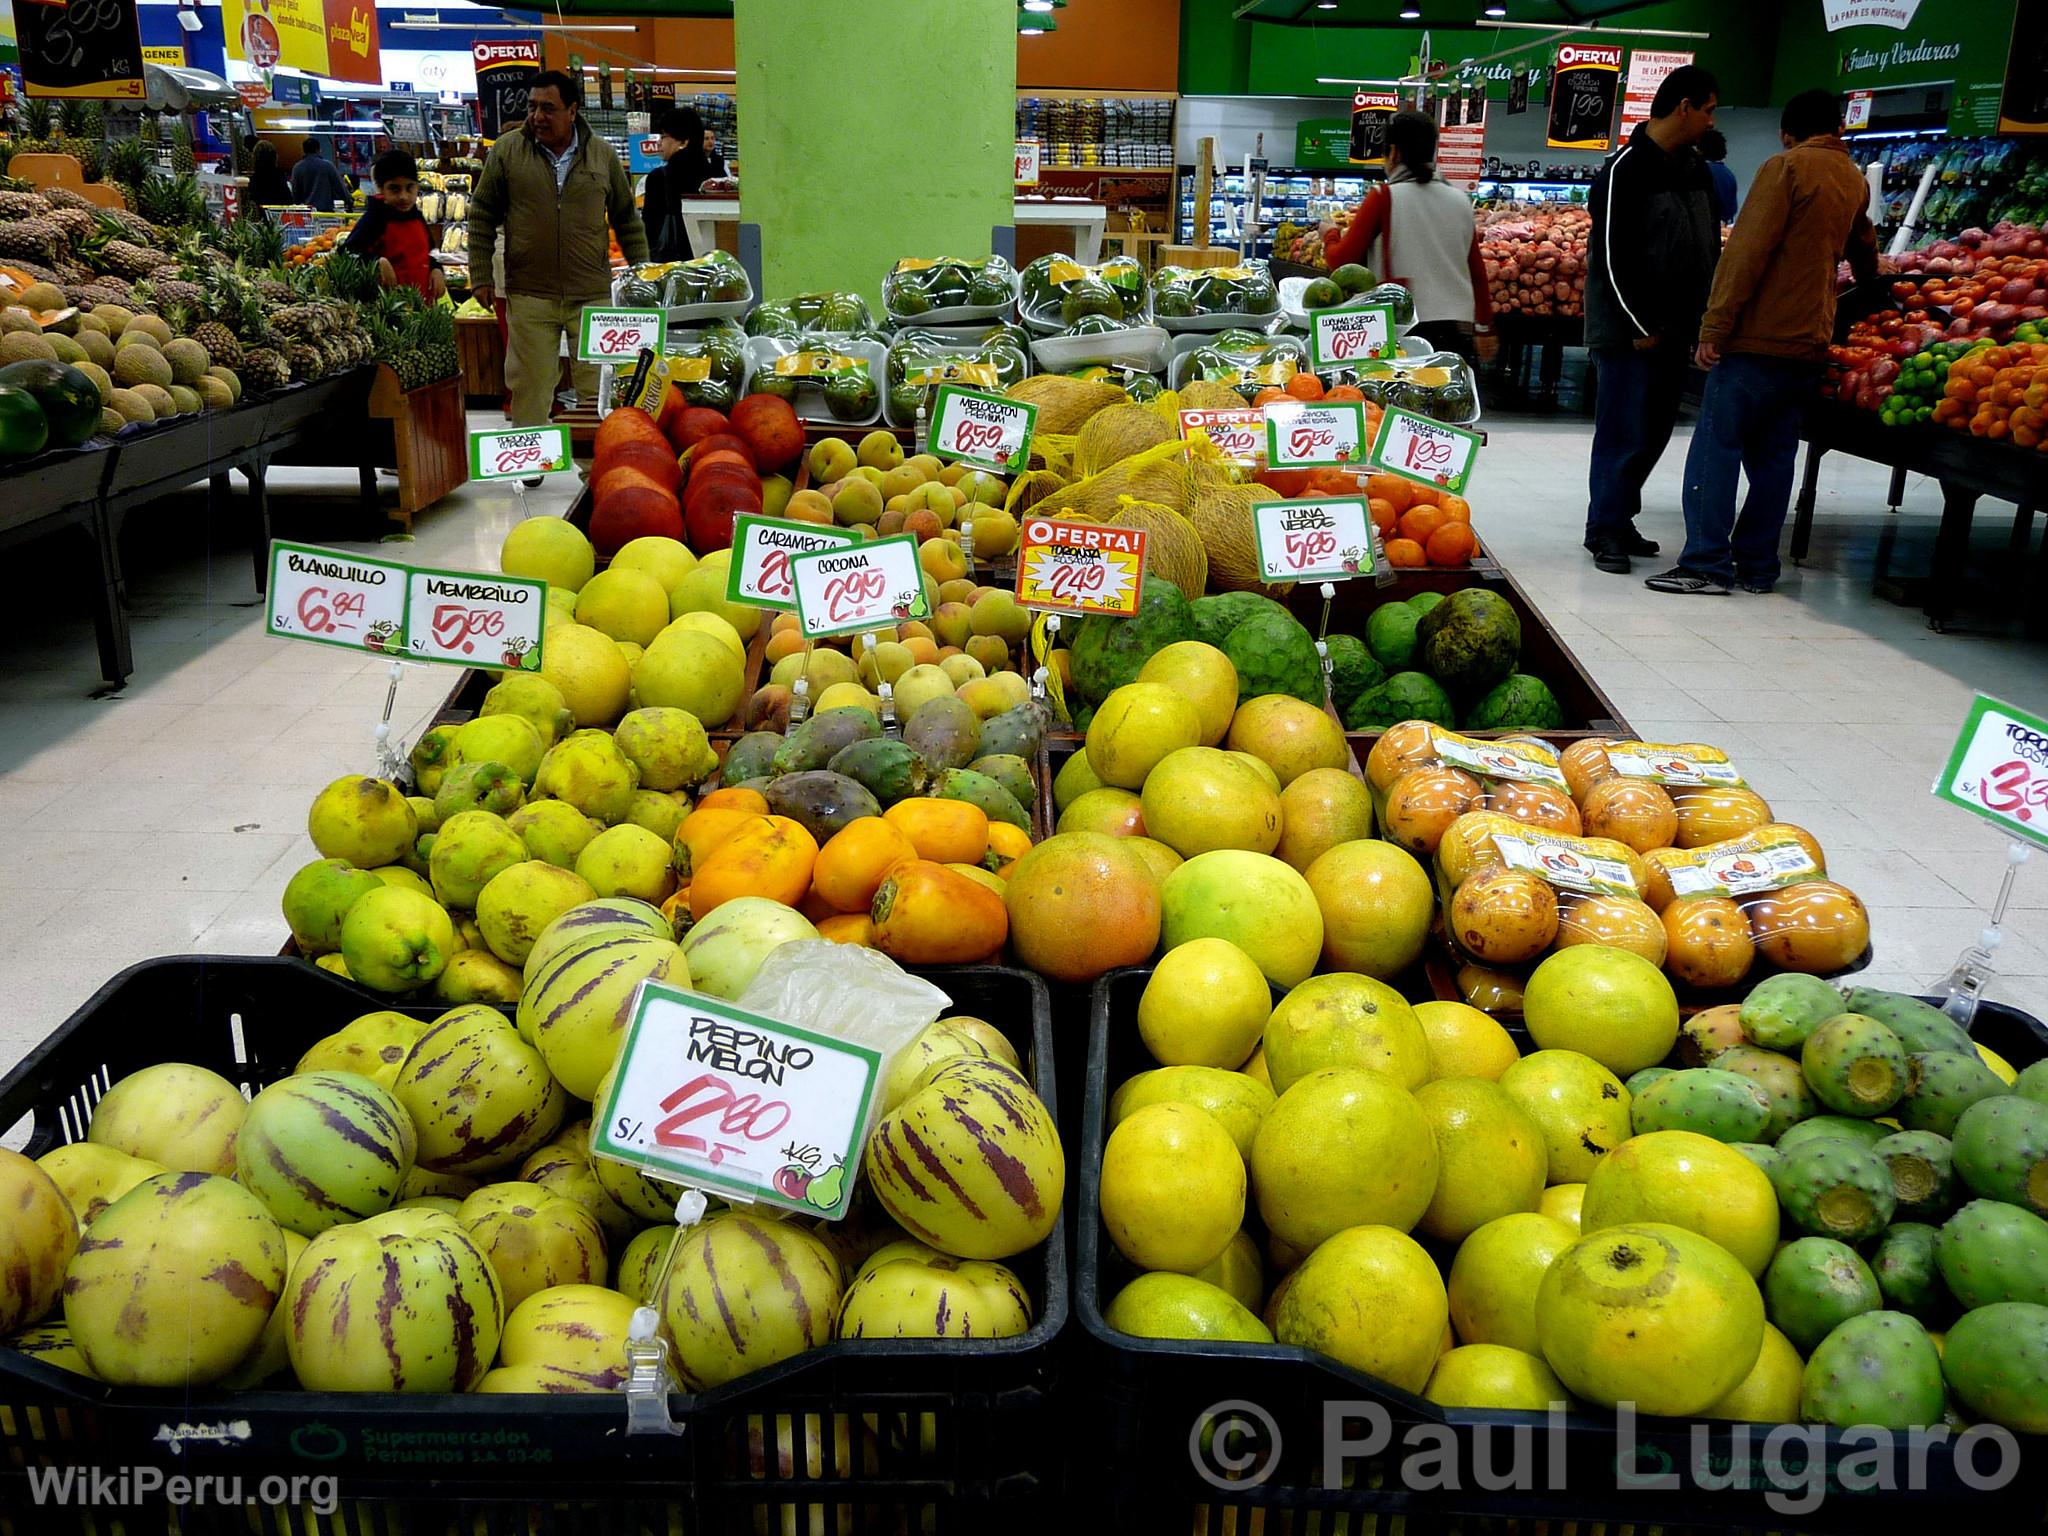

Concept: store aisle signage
[[13, 0, 145, 100], [927, 385, 1037, 475], [1265, 400, 1369, 470], [1253, 498, 1380, 583], [726, 515, 855, 612], [265, 541, 409, 657], [1618, 50, 1694, 139], [264, 541, 547, 671], [1845, 90, 1875, 131], [1933, 695, 2048, 850], [1368, 406, 1481, 495], [1438, 102, 1487, 192], [223, 0, 382, 88], [1308, 304, 1397, 368], [474, 38, 541, 139], [1016, 516, 1147, 618], [1349, 90, 1399, 167], [469, 425, 571, 482], [1014, 139, 1041, 187], [1178, 407, 1265, 464], [404, 565, 547, 671], [1547, 42, 1623, 151], [577, 307, 665, 364], [789, 534, 929, 639], [590, 982, 879, 1221]]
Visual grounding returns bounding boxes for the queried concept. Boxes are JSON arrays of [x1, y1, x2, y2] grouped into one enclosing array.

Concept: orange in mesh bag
[[1364, 723, 1580, 859]]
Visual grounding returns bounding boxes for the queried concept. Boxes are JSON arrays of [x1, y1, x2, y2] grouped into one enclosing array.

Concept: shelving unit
[[1475, 178, 1592, 206], [1175, 166, 1371, 255], [1016, 89, 1173, 170]]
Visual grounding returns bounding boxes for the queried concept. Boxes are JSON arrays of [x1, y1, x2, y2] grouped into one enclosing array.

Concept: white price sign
[[1264, 400, 1369, 470], [588, 982, 881, 1220], [404, 565, 548, 673], [1308, 304, 1397, 368], [470, 426, 572, 482], [725, 515, 856, 611], [1179, 407, 1265, 464], [1933, 694, 2048, 849], [1014, 139, 1041, 187], [1367, 405, 1481, 495], [577, 306, 666, 364], [928, 385, 1038, 474], [1252, 497, 1378, 582], [789, 534, 931, 639], [264, 541, 408, 657]]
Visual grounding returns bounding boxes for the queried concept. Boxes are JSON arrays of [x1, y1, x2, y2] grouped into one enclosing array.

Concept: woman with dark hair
[[641, 106, 716, 261], [246, 140, 292, 213], [1321, 109, 1495, 361]]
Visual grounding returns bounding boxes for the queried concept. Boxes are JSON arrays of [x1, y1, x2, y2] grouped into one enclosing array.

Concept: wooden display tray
[[368, 366, 469, 529]]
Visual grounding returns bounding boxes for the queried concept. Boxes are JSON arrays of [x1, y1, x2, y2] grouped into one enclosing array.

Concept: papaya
[[933, 768, 1030, 832], [771, 708, 882, 776], [872, 860, 1009, 966], [765, 770, 884, 842], [812, 817, 918, 914], [967, 754, 1037, 811], [722, 731, 783, 787], [828, 738, 932, 807], [902, 697, 982, 771], [689, 815, 819, 917], [884, 798, 991, 865], [978, 702, 1049, 762]]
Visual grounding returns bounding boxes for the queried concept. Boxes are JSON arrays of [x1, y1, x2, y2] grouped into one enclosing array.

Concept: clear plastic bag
[[747, 336, 886, 427], [607, 321, 750, 416], [1348, 350, 1483, 426], [612, 250, 752, 317], [1438, 814, 1664, 972], [883, 328, 1032, 427], [883, 255, 1018, 325], [1018, 253, 1149, 334], [743, 291, 879, 343], [1170, 329, 1308, 399], [1151, 260, 1282, 329], [1364, 724, 1579, 860]]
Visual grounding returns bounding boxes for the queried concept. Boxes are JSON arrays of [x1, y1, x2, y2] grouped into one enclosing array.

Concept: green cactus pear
[[1942, 1301, 2048, 1434], [1870, 1130, 1955, 1223], [2014, 1060, 2048, 1106], [1936, 1199, 2048, 1309], [1739, 973, 1844, 1051], [1624, 1066, 1677, 1097], [1730, 1142, 1781, 1176], [1769, 1138, 1895, 1241], [721, 730, 783, 788], [1677, 1007, 1749, 1066], [1841, 987, 1975, 1056], [1799, 1310, 1945, 1431], [771, 707, 882, 775], [1775, 1115, 1889, 1155], [1711, 1046, 1816, 1143], [1897, 1050, 2009, 1137], [1870, 1222, 1944, 1320], [1763, 1236, 1881, 1354], [1800, 1013, 1908, 1117], [1952, 1094, 2048, 1216], [1629, 1069, 1772, 1143]]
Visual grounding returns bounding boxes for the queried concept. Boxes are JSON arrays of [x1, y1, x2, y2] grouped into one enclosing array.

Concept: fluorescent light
[[1316, 2, 1337, 8], [1023, 1, 1054, 10], [1020, 24, 1044, 34], [1484, 4, 1505, 12], [1399, 5, 1420, 15]]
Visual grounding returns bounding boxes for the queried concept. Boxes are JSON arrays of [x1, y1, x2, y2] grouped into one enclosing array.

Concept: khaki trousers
[[504, 292, 606, 427]]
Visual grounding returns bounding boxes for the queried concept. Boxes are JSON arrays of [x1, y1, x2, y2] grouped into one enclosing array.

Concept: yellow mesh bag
[[1105, 495, 1207, 597]]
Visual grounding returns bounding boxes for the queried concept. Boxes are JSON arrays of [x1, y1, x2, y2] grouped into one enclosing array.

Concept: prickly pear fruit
[[1730, 1142, 1781, 1176], [2015, 1061, 2048, 1106], [1898, 1049, 2010, 1137], [1770, 1138, 1895, 1241], [1870, 1222, 1943, 1320], [1870, 1130, 1954, 1223], [1800, 1013, 1907, 1117], [1677, 1004, 1748, 1066], [1942, 1301, 2048, 1434], [1953, 1095, 2048, 1217], [1764, 1236, 1880, 1354], [1624, 1066, 1677, 1098], [1799, 1310, 1944, 1431], [1776, 1114, 1888, 1155], [1937, 1199, 2048, 1308], [1842, 986, 1974, 1057], [1740, 973, 1843, 1052], [1711, 1046, 1815, 1143], [1630, 1069, 1772, 1143]]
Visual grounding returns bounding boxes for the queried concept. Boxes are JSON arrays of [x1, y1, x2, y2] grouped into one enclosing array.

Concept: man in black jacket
[[1582, 65, 1722, 574]]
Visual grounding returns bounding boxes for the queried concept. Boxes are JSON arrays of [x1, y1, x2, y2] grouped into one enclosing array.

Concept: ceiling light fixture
[[1023, 1, 1055, 10], [1484, 4, 1505, 13], [1315, 2, 1337, 9], [1399, 5, 1420, 16]]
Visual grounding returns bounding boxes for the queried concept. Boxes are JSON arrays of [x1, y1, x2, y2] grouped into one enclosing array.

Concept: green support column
[[736, 0, 1015, 312]]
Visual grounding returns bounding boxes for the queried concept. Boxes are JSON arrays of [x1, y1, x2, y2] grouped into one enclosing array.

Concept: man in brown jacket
[[1646, 89, 1878, 596], [469, 70, 649, 442]]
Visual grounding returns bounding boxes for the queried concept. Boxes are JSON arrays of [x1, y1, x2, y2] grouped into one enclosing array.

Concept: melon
[[1108, 500, 1207, 598]]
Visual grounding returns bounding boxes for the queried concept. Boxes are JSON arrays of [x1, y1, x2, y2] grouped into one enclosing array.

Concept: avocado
[[1061, 279, 1124, 327], [1331, 263, 1377, 296], [1301, 276, 1345, 310]]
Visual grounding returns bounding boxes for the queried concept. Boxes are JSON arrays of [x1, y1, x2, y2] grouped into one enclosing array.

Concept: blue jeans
[[1677, 352, 1818, 587], [1585, 343, 1690, 548]]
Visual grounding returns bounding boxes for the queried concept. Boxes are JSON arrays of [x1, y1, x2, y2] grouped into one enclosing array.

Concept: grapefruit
[[501, 517, 595, 593], [1121, 837, 1184, 888], [1099, 1103, 1244, 1274], [608, 536, 697, 593], [1003, 833, 1161, 984], [1191, 1230, 1265, 1312], [631, 629, 744, 728], [1052, 749, 1105, 814], [1303, 839, 1433, 980], [1413, 1000, 1520, 1082], [1057, 788, 1146, 839], [1251, 1068, 1437, 1249], [1160, 851, 1321, 988], [1227, 752, 1282, 794], [1580, 1129, 1779, 1277], [1702, 1323, 1804, 1422], [1111, 1067, 1273, 1162], [573, 568, 670, 648], [1263, 973, 1429, 1093], [1137, 939, 1272, 1069], [1413, 1078, 1548, 1241], [1497, 1050, 1633, 1185], [1138, 642, 1239, 747], [1274, 1224, 1446, 1393], [1275, 769, 1376, 873], [1539, 1183, 1585, 1231], [1225, 695, 1349, 787], [667, 562, 762, 642], [1139, 747, 1281, 858], [1426, 1345, 1572, 1411], [1447, 1211, 1578, 1355], [1105, 1273, 1271, 1343], [540, 623, 631, 727], [1085, 683, 1202, 789], [1522, 947, 1679, 1076]]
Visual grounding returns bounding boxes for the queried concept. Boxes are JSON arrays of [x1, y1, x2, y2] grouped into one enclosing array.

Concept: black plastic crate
[[0, 956, 1064, 1534], [1075, 965, 2048, 1535]]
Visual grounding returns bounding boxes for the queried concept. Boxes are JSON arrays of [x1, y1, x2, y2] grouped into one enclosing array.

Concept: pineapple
[[46, 206, 96, 248], [285, 341, 324, 382], [170, 120, 196, 179], [37, 186, 94, 213], [98, 239, 162, 282], [0, 217, 64, 265], [241, 346, 289, 392], [103, 135, 153, 202]]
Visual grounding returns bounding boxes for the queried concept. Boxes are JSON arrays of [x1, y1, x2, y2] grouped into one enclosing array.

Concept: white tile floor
[[1, 406, 2044, 1089]]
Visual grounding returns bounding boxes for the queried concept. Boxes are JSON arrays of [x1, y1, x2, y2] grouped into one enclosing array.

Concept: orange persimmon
[[884, 797, 992, 864], [812, 816, 919, 913]]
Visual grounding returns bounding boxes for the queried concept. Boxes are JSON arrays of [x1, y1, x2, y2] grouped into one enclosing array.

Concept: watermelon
[[0, 383, 48, 459], [1415, 588, 1521, 698], [0, 360, 100, 449]]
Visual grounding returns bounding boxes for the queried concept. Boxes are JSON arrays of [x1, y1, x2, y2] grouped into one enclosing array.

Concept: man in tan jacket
[[1646, 89, 1878, 596], [469, 70, 649, 445]]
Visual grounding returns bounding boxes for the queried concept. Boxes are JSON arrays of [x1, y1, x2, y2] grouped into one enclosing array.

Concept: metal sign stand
[[1934, 842, 2034, 1029]]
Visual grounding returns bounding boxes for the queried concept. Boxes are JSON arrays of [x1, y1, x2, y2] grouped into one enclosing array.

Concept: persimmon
[[1437, 493, 1472, 523]]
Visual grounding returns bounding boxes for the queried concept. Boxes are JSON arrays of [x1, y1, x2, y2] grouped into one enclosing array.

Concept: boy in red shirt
[[342, 150, 446, 299]]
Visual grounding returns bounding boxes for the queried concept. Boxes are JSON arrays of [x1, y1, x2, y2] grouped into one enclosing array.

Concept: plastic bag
[[1364, 724, 1579, 860], [1438, 813, 1666, 976], [748, 336, 886, 426], [1018, 253, 1149, 333], [1172, 330, 1309, 400], [1350, 350, 1481, 426], [744, 291, 877, 342], [883, 329, 1031, 427], [883, 255, 1017, 324], [1151, 260, 1282, 326], [610, 321, 749, 414]]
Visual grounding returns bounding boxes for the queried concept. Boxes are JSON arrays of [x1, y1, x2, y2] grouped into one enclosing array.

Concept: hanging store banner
[[223, 0, 381, 88], [1348, 90, 1399, 167], [1824, 0, 1922, 28], [473, 38, 540, 140], [13, 0, 144, 100], [1618, 49, 1695, 138], [1546, 42, 1623, 151]]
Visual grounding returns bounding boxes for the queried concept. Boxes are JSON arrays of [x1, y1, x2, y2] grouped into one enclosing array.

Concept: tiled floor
[[1, 405, 2044, 1102]]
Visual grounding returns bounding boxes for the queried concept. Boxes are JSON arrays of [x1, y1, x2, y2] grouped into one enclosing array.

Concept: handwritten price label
[[1252, 498, 1378, 583], [1264, 400, 1369, 470], [1014, 138, 1041, 187], [576, 306, 666, 364], [1367, 404, 1481, 496], [1933, 695, 2048, 850], [264, 541, 408, 657], [588, 982, 880, 1219], [927, 385, 1038, 475], [1015, 516, 1148, 618], [726, 515, 856, 611], [403, 565, 548, 672], [1179, 407, 1266, 465], [469, 426, 572, 482], [789, 534, 929, 639], [1308, 304, 1397, 369]]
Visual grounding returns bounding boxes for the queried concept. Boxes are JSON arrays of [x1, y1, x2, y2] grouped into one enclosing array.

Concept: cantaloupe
[[1188, 481, 1284, 595], [1107, 499, 1207, 598], [1005, 375, 1127, 436], [1075, 403, 1174, 477]]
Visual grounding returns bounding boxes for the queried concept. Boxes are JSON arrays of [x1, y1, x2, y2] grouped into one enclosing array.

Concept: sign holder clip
[[1031, 613, 1060, 701], [1934, 842, 2034, 1030], [375, 660, 406, 781], [622, 1190, 708, 1437]]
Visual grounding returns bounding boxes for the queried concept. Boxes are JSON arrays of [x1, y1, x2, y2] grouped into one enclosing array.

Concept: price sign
[[1179, 407, 1265, 465], [1014, 139, 1041, 187], [789, 534, 930, 639], [403, 565, 548, 673], [1308, 304, 1397, 368], [1252, 498, 1379, 583], [1264, 400, 1369, 470], [1933, 695, 2048, 850], [1367, 405, 1482, 495], [1016, 515, 1148, 618], [469, 426, 572, 482], [726, 515, 857, 611], [588, 981, 880, 1220], [928, 386, 1038, 475], [577, 307, 666, 364], [264, 541, 408, 657], [1845, 90, 1873, 131]]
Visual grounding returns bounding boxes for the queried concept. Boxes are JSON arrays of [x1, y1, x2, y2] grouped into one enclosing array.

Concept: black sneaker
[[1736, 575, 1776, 594], [1582, 530, 1662, 558], [1644, 567, 1730, 596], [1590, 544, 1632, 575]]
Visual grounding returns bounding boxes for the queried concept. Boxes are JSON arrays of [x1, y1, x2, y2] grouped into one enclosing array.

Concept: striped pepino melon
[[1108, 498, 1208, 599], [392, 1005, 566, 1175], [521, 896, 673, 986], [456, 1183, 608, 1313], [517, 931, 686, 1099], [866, 1058, 1063, 1261], [235, 1071, 417, 1235], [655, 1212, 842, 1388], [838, 1239, 1032, 1339]]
